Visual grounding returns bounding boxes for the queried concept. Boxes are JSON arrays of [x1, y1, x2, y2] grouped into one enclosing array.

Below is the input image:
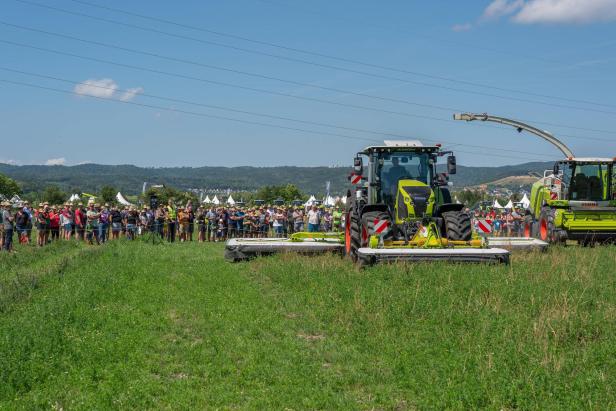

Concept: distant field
[[1, 241, 615, 409]]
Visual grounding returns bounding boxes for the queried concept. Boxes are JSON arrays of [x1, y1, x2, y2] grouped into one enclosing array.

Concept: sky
[[1, 0, 615, 168]]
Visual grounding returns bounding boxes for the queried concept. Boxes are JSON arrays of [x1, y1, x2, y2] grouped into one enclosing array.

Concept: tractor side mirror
[[447, 155, 457, 175], [353, 157, 363, 173], [553, 163, 560, 175]]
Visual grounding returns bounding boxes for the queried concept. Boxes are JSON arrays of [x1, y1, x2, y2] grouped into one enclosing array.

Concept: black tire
[[442, 211, 472, 241], [538, 208, 563, 244], [361, 211, 392, 241]]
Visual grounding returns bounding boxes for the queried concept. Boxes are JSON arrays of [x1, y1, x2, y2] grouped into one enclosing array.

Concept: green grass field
[[1, 241, 615, 409]]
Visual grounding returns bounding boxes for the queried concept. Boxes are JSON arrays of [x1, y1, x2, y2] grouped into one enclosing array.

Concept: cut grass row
[[1, 241, 615, 409]]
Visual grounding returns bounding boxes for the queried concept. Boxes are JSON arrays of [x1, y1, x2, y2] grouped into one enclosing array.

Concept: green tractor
[[455, 113, 616, 245], [345, 140, 509, 265]]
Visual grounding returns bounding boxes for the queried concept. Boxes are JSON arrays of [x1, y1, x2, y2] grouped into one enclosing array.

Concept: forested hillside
[[0, 161, 554, 196]]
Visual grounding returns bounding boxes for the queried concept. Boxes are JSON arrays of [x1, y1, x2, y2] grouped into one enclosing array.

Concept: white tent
[[116, 192, 132, 206], [341, 196, 347, 205], [226, 195, 235, 205], [68, 193, 80, 202], [212, 195, 220, 205], [324, 195, 336, 206], [454, 196, 461, 204], [493, 199, 504, 209], [203, 195, 211, 204], [504, 200, 514, 209], [304, 195, 316, 207], [520, 193, 531, 209]]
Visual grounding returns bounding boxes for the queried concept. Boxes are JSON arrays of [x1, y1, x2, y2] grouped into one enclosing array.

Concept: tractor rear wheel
[[442, 211, 472, 241], [345, 211, 361, 262]]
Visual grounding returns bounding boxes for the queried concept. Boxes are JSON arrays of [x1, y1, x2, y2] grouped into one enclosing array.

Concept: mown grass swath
[[1, 242, 615, 408]]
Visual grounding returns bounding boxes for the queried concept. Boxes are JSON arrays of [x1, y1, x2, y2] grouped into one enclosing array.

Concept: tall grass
[[1, 242, 615, 409]]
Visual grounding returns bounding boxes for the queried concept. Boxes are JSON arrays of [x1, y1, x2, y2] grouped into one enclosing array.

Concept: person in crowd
[[2, 201, 15, 252], [109, 205, 123, 240], [196, 206, 206, 242], [85, 203, 101, 245], [36, 204, 49, 246], [15, 206, 30, 244], [98, 204, 110, 243], [292, 207, 304, 233], [186, 201, 194, 242], [332, 207, 342, 232], [155, 205, 166, 238], [23, 201, 33, 242], [74, 203, 85, 241], [124, 206, 139, 240], [272, 207, 285, 238], [307, 205, 320, 232], [166, 200, 177, 243], [49, 207, 60, 241], [61, 204, 73, 240], [178, 207, 190, 242]]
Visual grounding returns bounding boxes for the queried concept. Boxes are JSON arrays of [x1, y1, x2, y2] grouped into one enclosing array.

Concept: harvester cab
[[346, 140, 509, 265], [454, 112, 616, 245]]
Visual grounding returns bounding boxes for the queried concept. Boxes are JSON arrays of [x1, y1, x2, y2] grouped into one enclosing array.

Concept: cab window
[[570, 163, 609, 201]]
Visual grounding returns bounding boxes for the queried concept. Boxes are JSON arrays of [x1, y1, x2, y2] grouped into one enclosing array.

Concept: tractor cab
[[551, 159, 615, 202]]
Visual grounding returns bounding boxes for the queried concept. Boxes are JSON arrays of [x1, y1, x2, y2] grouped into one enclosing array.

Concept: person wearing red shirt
[[49, 207, 61, 241], [74, 204, 85, 241]]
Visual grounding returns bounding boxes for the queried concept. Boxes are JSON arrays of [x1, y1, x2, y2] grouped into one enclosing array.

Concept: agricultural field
[[1, 241, 615, 409]]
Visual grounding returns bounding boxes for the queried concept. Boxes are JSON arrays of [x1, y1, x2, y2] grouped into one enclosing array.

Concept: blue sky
[[1, 0, 615, 167]]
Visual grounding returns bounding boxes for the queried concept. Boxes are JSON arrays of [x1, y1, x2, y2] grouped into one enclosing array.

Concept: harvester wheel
[[442, 211, 472, 241], [539, 208, 558, 243]]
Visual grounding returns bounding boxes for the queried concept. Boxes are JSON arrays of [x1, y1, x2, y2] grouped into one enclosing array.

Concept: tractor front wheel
[[538, 208, 565, 244], [442, 211, 472, 241]]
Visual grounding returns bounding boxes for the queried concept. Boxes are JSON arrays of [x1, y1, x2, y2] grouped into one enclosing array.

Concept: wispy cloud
[[45, 157, 66, 166], [119, 87, 144, 102], [74, 78, 117, 98], [513, 0, 616, 24], [481, 0, 524, 20], [74, 78, 144, 101], [451, 23, 473, 32]]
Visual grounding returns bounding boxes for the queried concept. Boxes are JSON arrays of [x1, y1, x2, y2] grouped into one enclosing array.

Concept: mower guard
[[357, 246, 510, 264], [224, 235, 343, 262], [486, 237, 548, 251]]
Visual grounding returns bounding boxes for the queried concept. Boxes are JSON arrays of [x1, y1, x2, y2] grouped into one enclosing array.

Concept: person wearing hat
[[36, 204, 49, 246], [85, 203, 100, 245], [98, 203, 110, 244], [14, 205, 30, 245], [124, 205, 139, 240], [49, 206, 61, 242], [22, 201, 33, 242], [74, 202, 86, 241]]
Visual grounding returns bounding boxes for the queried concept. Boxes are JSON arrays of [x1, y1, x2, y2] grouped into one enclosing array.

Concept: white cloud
[[481, 0, 524, 20], [45, 158, 66, 166], [0, 159, 19, 165], [452, 23, 473, 32], [513, 0, 616, 24], [74, 78, 118, 98], [119, 87, 144, 102]]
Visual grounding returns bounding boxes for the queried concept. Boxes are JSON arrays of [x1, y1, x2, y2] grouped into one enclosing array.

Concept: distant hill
[[0, 161, 555, 196]]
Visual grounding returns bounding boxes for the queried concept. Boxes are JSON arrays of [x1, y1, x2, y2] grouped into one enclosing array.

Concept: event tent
[[504, 200, 514, 209], [226, 195, 235, 205], [203, 195, 211, 204], [212, 195, 220, 205], [116, 192, 132, 206], [520, 193, 531, 209], [324, 195, 336, 206], [304, 195, 316, 207], [493, 199, 504, 209], [68, 193, 80, 203]]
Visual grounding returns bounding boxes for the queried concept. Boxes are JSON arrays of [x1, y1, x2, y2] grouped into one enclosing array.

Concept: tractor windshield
[[377, 152, 431, 202], [565, 162, 612, 201]]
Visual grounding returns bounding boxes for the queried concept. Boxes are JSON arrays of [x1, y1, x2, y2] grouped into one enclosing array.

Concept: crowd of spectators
[[472, 207, 530, 237], [0, 199, 344, 252]]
